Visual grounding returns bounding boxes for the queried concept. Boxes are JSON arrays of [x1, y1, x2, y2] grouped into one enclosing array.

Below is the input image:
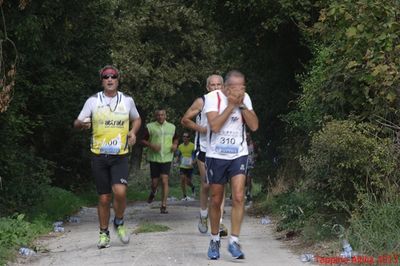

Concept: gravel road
[[11, 200, 305, 266]]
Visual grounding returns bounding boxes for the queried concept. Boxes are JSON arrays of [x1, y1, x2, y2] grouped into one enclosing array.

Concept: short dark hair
[[155, 109, 166, 114]]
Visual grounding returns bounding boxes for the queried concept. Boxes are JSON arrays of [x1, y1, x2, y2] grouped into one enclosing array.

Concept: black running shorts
[[149, 161, 172, 178], [179, 168, 193, 178], [91, 153, 129, 195]]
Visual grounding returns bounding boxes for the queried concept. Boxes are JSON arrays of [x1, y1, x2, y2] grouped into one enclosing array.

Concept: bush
[[0, 186, 85, 265], [261, 190, 318, 232], [301, 120, 397, 213], [348, 197, 400, 256], [0, 151, 52, 216], [28, 186, 83, 221], [0, 214, 48, 265]]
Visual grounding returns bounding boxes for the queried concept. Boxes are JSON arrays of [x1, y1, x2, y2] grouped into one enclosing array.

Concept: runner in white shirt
[[181, 74, 228, 236], [74, 65, 141, 249], [204, 70, 258, 260]]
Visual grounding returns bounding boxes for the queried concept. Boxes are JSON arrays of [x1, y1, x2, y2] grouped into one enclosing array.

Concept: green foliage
[[309, 0, 400, 118], [262, 190, 317, 232], [0, 0, 114, 204], [0, 135, 52, 215], [112, 0, 220, 124], [348, 197, 400, 256], [301, 215, 336, 242], [28, 186, 83, 221], [0, 186, 86, 264], [0, 214, 48, 265], [283, 46, 333, 134], [276, 191, 315, 232], [301, 120, 397, 213]]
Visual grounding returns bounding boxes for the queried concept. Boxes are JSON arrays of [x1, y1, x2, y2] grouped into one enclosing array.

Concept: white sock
[[229, 235, 239, 244], [200, 208, 208, 218], [211, 234, 220, 242]]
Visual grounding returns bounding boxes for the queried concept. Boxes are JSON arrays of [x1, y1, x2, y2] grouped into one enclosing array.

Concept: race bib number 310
[[216, 137, 239, 154]]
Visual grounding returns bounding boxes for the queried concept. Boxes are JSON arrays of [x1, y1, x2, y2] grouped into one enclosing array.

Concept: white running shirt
[[204, 89, 253, 160], [195, 95, 208, 152], [77, 91, 140, 121]]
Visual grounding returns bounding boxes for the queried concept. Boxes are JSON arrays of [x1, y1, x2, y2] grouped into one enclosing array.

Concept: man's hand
[[227, 86, 245, 107], [127, 131, 136, 146], [74, 118, 91, 130], [171, 143, 178, 152]]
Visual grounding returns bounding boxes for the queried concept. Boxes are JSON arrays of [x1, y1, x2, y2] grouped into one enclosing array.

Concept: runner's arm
[[73, 98, 93, 129], [206, 105, 235, 133], [181, 97, 206, 133], [171, 132, 179, 152], [141, 128, 160, 152], [241, 109, 258, 132], [240, 95, 258, 132], [127, 116, 142, 146]]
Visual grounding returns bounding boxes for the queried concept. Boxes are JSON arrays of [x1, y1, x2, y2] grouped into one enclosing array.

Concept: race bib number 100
[[100, 136, 122, 154]]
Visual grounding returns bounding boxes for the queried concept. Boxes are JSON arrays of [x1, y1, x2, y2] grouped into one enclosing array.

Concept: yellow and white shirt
[[77, 91, 140, 155]]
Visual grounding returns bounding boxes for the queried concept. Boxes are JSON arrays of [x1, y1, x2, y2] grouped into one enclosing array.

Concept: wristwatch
[[239, 104, 247, 110]]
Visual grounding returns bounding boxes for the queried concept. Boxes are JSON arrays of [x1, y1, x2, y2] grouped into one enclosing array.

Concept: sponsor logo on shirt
[[231, 116, 239, 122], [105, 120, 125, 128]]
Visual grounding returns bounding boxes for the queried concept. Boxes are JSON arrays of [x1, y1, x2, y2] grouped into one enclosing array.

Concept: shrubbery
[[28, 186, 83, 221], [0, 214, 48, 265], [263, 119, 400, 252], [0, 186, 84, 264], [348, 197, 400, 256], [0, 149, 52, 216], [301, 120, 397, 213]]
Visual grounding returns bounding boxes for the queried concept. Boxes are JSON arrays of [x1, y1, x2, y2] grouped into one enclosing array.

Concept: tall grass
[[348, 196, 400, 256]]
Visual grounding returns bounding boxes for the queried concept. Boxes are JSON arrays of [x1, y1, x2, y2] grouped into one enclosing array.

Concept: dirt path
[[12, 200, 304, 266]]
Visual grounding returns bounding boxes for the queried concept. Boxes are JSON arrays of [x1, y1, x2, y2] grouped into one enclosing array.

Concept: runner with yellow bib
[[176, 133, 196, 201], [74, 65, 141, 249]]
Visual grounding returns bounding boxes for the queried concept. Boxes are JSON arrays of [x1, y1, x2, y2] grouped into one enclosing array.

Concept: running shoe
[[97, 232, 110, 249], [147, 191, 155, 203], [186, 196, 194, 201], [115, 224, 130, 244], [160, 206, 168, 214], [198, 215, 208, 233], [207, 240, 220, 260], [219, 223, 228, 237], [228, 241, 245, 259]]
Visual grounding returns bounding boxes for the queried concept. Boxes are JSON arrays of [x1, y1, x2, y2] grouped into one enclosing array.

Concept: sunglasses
[[102, 75, 118, 80], [183, 135, 189, 138]]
